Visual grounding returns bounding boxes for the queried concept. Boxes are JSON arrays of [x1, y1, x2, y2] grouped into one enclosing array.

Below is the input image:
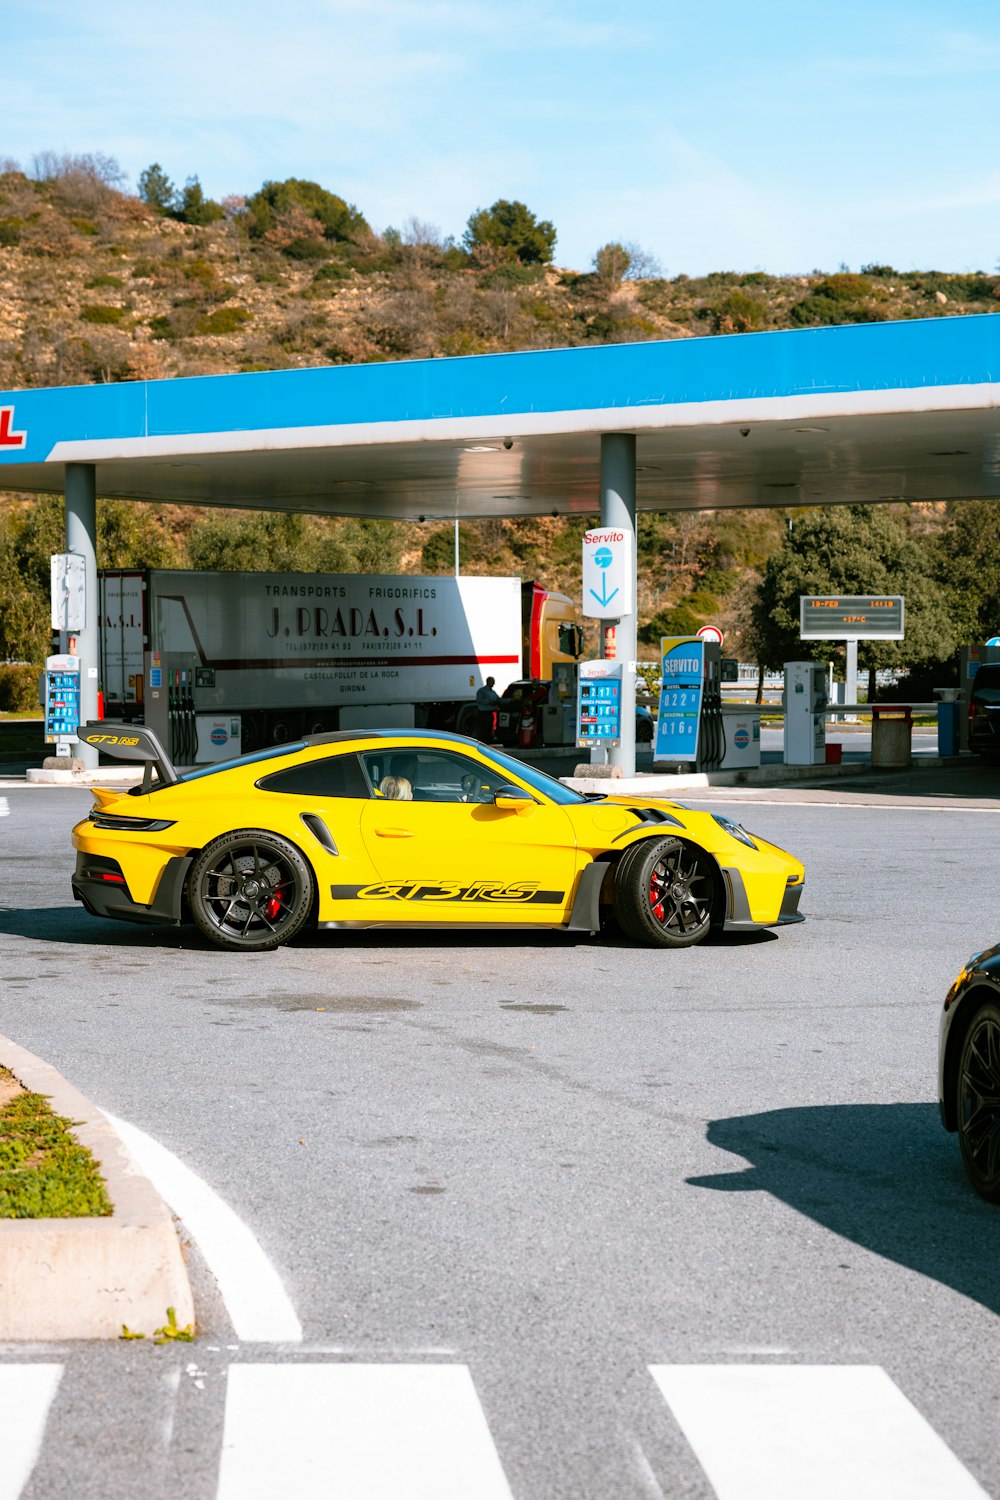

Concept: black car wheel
[[189, 830, 314, 951], [957, 999, 1000, 1203], [636, 715, 654, 743], [614, 836, 715, 948]]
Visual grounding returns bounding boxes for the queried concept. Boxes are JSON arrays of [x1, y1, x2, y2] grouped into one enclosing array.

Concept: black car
[[968, 663, 1000, 760], [939, 945, 1000, 1201]]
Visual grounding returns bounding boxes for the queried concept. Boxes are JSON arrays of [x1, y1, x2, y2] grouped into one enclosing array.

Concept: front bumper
[[72, 852, 192, 927], [721, 867, 805, 932]]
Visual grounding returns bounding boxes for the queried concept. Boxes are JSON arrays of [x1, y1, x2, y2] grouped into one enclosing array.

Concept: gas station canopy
[[1, 312, 999, 519]]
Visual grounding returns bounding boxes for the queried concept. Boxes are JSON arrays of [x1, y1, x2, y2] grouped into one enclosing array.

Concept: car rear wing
[[76, 723, 179, 793]]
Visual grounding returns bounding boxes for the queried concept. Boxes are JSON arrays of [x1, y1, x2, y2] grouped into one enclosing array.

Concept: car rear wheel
[[956, 999, 1000, 1203], [614, 836, 715, 948], [188, 830, 314, 952]]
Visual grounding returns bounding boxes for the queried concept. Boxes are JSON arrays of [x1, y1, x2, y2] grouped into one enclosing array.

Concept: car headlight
[[711, 813, 758, 850]]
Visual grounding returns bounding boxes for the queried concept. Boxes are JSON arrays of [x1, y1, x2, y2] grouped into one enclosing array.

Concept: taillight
[[88, 869, 126, 884], [969, 700, 978, 722]]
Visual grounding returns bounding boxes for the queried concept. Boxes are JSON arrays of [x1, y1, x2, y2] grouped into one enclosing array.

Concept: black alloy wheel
[[957, 999, 1000, 1203], [188, 830, 314, 952], [614, 836, 715, 949]]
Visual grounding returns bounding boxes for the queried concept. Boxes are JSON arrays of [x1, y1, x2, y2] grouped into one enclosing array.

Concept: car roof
[[302, 729, 478, 748]]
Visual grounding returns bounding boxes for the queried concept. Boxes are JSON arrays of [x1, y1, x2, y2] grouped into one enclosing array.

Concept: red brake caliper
[[649, 870, 666, 922]]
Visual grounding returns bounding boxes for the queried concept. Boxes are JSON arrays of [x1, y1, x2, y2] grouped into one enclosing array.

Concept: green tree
[[137, 163, 177, 215], [463, 200, 556, 265], [184, 511, 401, 574], [744, 505, 955, 696], [175, 176, 224, 226], [934, 500, 1000, 643], [593, 242, 631, 289], [0, 496, 178, 663], [244, 179, 368, 243], [711, 290, 765, 334]]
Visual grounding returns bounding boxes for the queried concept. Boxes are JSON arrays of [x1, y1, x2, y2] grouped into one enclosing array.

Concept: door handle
[[375, 828, 414, 838]]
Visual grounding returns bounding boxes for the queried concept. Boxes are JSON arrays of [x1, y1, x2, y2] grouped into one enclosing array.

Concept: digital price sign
[[576, 660, 622, 747], [43, 654, 81, 746], [800, 596, 904, 640]]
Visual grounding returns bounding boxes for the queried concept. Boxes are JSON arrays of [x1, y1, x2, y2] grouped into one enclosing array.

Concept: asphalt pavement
[[1, 772, 999, 1499]]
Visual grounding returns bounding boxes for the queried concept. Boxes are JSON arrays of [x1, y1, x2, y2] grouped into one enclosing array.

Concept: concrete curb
[[0, 1036, 194, 1340], [561, 762, 879, 795], [25, 767, 143, 785]]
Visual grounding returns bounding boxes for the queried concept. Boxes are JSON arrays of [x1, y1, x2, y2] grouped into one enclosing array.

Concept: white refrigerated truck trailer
[[98, 569, 580, 763]]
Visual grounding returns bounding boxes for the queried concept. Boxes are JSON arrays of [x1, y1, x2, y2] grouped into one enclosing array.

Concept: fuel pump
[[783, 661, 829, 765], [654, 637, 723, 770]]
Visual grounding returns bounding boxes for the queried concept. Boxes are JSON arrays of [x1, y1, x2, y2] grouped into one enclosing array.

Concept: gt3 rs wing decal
[[330, 881, 564, 904], [77, 722, 178, 788]]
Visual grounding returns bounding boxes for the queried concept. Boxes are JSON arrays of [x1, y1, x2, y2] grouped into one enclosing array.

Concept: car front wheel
[[614, 836, 715, 948], [957, 999, 1000, 1203], [188, 830, 314, 951]]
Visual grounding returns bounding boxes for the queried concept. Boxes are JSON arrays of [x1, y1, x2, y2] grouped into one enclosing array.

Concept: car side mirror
[[493, 785, 536, 815]]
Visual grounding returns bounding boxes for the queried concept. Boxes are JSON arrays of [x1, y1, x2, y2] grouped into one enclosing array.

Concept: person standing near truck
[[475, 676, 502, 742]]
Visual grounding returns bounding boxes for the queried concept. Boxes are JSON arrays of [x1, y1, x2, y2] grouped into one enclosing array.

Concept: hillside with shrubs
[[0, 152, 998, 705]]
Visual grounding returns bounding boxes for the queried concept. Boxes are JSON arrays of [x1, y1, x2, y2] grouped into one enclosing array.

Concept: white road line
[[0, 1365, 63, 1500], [650, 1364, 990, 1500], [103, 1112, 302, 1345], [0, 797, 8, 818], [216, 1364, 514, 1500]]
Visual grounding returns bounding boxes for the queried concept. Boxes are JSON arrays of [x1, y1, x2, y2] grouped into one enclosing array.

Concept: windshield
[[479, 745, 586, 805]]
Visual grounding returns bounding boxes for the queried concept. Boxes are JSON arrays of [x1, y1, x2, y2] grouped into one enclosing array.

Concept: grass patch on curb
[[0, 1067, 113, 1219]]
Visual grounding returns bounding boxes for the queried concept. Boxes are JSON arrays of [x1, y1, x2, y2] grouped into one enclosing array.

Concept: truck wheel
[[188, 830, 314, 951], [614, 837, 714, 948], [456, 703, 479, 737]]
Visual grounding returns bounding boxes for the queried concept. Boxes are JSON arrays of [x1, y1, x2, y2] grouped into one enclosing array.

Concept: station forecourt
[[1, 310, 998, 770]]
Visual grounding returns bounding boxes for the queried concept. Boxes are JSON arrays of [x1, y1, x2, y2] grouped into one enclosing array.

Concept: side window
[[360, 749, 505, 803], [257, 752, 371, 799]]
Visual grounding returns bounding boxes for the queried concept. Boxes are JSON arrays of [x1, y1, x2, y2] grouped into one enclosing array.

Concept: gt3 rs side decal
[[330, 881, 564, 904]]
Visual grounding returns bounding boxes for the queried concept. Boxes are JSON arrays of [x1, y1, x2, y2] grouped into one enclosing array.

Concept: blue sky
[[3, 0, 998, 275]]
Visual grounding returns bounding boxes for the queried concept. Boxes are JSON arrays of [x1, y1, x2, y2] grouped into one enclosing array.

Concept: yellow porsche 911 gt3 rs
[[71, 726, 805, 953]]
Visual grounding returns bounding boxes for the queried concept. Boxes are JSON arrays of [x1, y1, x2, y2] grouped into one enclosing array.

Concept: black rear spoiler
[[76, 723, 179, 793]]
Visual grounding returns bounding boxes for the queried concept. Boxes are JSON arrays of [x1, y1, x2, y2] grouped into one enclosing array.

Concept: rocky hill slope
[[1, 162, 991, 653]]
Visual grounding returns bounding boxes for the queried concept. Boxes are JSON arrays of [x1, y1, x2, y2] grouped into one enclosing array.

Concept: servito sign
[[581, 527, 634, 620], [799, 595, 905, 640]]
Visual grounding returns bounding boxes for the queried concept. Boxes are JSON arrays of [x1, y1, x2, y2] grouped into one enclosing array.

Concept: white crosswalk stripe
[[0, 1365, 63, 1500], [215, 1364, 514, 1500], [0, 796, 8, 818], [650, 1364, 990, 1500], [0, 1359, 992, 1498]]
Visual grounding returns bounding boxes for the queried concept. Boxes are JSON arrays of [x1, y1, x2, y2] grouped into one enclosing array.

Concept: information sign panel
[[50, 553, 86, 632], [576, 659, 623, 747], [581, 528, 634, 619], [43, 653, 81, 746], [800, 595, 904, 640], [655, 637, 705, 762]]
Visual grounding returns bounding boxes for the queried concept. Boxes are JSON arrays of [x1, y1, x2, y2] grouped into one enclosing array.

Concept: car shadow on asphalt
[[1, 906, 784, 953], [0, 905, 218, 949], [687, 1103, 1000, 1314]]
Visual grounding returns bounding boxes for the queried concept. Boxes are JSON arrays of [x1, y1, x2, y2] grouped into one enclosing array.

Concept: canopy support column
[[600, 433, 637, 777], [65, 463, 99, 768]]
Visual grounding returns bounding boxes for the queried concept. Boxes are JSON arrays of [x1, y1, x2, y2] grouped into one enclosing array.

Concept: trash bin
[[871, 705, 912, 768]]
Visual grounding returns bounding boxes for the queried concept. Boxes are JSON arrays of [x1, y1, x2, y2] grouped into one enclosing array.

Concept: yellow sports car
[[71, 727, 805, 953]]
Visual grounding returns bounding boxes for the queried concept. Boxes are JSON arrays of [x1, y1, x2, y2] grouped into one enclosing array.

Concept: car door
[[356, 747, 579, 924]]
